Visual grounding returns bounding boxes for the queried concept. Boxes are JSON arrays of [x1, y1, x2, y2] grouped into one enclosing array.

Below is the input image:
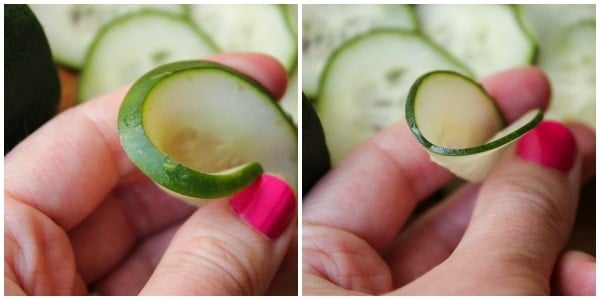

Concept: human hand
[[4, 53, 297, 295], [302, 67, 596, 295]]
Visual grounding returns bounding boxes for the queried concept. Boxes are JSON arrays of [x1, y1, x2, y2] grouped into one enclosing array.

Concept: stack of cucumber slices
[[30, 4, 298, 203], [303, 4, 595, 179]]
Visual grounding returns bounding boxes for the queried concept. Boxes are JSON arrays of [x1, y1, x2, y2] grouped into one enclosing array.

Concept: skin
[[4, 53, 297, 295], [303, 67, 596, 295]]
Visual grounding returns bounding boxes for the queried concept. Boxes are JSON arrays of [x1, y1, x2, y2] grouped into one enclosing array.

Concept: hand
[[302, 67, 596, 295], [4, 53, 297, 295]]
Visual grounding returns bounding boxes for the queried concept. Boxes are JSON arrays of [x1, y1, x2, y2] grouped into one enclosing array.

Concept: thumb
[[452, 120, 582, 293], [140, 174, 296, 295]]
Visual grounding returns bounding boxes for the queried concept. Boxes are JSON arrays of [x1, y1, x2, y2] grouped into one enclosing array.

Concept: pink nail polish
[[230, 174, 296, 239], [516, 120, 576, 173]]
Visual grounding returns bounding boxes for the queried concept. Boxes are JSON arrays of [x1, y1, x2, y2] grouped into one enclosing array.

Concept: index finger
[[4, 53, 289, 230], [303, 66, 551, 251]]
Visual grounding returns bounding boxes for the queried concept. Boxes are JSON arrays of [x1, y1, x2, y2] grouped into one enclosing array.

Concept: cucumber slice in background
[[29, 4, 186, 69], [78, 10, 217, 102], [119, 60, 297, 204], [5, 4, 61, 154], [539, 21, 595, 130], [302, 4, 417, 98], [406, 71, 543, 182], [317, 29, 470, 165], [188, 4, 297, 73], [302, 93, 331, 197], [417, 4, 537, 77], [283, 4, 298, 36], [519, 4, 595, 44]]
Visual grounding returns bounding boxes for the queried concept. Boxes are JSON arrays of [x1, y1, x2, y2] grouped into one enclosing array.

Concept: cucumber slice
[[188, 4, 297, 72], [119, 60, 297, 204], [317, 29, 470, 165], [29, 4, 186, 69], [302, 4, 417, 97], [406, 71, 543, 182], [540, 21, 595, 129], [417, 4, 537, 77], [78, 11, 217, 102], [283, 4, 298, 36]]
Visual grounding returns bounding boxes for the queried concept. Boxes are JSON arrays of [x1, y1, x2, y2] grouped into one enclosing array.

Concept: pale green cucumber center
[[414, 73, 503, 149], [142, 70, 290, 175]]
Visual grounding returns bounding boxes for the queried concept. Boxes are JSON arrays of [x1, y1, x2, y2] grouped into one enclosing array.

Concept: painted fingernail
[[516, 120, 576, 173], [230, 174, 296, 239]]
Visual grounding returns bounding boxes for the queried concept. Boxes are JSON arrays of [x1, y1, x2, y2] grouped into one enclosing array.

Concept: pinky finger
[[552, 250, 596, 296]]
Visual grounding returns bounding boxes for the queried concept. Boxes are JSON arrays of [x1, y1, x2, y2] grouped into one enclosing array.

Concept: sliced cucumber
[[406, 71, 543, 182], [78, 11, 217, 102], [283, 4, 298, 36], [417, 4, 537, 77], [317, 29, 470, 165], [30, 4, 186, 69], [540, 21, 595, 129], [302, 4, 417, 97], [188, 4, 297, 72], [119, 60, 297, 204]]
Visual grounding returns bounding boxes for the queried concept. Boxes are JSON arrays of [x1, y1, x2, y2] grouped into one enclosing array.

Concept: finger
[[551, 250, 596, 296], [386, 183, 479, 287], [4, 52, 289, 231], [450, 121, 582, 293], [68, 174, 194, 283], [94, 224, 180, 295], [303, 66, 551, 251], [141, 174, 296, 295]]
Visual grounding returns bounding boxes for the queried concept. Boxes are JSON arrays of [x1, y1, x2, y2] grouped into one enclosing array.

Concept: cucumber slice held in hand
[[118, 60, 297, 204], [406, 70, 543, 182], [317, 29, 470, 165], [78, 10, 217, 102]]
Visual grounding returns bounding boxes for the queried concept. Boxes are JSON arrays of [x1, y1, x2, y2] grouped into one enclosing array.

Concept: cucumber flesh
[[417, 4, 536, 77], [317, 29, 470, 165], [188, 4, 297, 72], [302, 4, 417, 97], [78, 11, 217, 102], [540, 21, 595, 129], [406, 71, 543, 182], [29, 4, 186, 68], [119, 60, 297, 203]]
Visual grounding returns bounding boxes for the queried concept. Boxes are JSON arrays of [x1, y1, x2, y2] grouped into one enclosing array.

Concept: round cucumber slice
[[302, 93, 330, 197], [302, 4, 417, 97], [118, 60, 297, 204], [406, 70, 543, 182], [78, 10, 217, 102]]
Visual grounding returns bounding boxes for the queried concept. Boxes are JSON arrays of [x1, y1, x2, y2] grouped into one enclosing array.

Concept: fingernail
[[516, 120, 576, 173], [230, 174, 296, 239]]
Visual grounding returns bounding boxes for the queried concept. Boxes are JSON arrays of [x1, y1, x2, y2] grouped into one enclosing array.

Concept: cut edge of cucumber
[[119, 60, 296, 200]]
